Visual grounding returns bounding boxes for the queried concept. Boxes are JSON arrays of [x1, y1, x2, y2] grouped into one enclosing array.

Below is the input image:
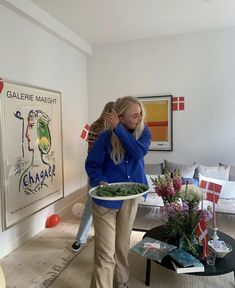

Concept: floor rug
[[0, 215, 93, 288], [1, 211, 234, 288], [49, 231, 234, 288], [38, 237, 93, 288]]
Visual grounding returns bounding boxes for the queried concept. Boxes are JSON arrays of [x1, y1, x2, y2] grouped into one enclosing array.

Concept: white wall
[[0, 3, 89, 258], [88, 28, 235, 166]]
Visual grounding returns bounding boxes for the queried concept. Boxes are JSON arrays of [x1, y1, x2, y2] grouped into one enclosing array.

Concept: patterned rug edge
[[36, 237, 93, 288]]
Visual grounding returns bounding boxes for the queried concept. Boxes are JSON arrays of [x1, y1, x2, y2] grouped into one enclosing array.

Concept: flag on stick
[[80, 124, 90, 141], [0, 78, 4, 93], [195, 218, 209, 259], [200, 180, 222, 203]]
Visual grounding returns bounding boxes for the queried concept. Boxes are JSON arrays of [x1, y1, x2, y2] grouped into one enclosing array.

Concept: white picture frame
[[0, 78, 64, 230]]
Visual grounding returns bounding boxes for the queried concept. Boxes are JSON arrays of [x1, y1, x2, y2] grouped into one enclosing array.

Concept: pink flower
[[155, 184, 175, 197], [173, 176, 182, 192], [152, 171, 182, 204], [198, 207, 213, 222]]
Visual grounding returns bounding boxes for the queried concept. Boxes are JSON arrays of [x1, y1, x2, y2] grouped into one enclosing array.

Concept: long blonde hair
[[110, 96, 145, 164]]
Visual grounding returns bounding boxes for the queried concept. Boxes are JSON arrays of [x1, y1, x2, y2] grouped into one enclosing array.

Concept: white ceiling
[[30, 0, 235, 46]]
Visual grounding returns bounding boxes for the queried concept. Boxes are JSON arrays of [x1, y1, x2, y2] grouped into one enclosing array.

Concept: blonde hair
[[110, 96, 145, 164]]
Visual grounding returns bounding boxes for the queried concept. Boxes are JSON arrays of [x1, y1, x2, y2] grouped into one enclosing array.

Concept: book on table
[[171, 260, 204, 274], [168, 248, 204, 273], [130, 237, 177, 263]]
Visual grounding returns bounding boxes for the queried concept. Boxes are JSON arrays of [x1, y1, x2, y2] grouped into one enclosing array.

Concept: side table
[[143, 225, 235, 286]]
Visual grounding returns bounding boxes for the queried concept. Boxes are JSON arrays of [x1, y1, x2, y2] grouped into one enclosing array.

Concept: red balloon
[[45, 214, 60, 228]]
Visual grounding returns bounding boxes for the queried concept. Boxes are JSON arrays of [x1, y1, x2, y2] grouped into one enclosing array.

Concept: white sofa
[[139, 161, 235, 214]]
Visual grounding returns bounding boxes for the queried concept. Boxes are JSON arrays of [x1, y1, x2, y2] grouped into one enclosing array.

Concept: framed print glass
[[0, 78, 64, 230], [138, 95, 173, 151]]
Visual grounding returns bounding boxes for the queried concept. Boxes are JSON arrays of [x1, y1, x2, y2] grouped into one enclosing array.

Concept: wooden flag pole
[[201, 187, 203, 212], [213, 192, 216, 228]]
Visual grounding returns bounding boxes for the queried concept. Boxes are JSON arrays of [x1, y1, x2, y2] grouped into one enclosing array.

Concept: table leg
[[145, 258, 151, 286]]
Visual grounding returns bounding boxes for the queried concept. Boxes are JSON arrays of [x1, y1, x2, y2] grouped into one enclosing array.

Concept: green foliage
[[96, 183, 148, 197]]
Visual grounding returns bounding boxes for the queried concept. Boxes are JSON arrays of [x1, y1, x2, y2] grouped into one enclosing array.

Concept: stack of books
[[168, 248, 205, 274], [130, 238, 205, 274]]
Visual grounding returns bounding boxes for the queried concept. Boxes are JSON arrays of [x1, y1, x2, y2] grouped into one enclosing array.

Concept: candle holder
[[211, 227, 219, 240]]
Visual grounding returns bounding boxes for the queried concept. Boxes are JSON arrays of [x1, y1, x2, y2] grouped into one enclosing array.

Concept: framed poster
[[138, 95, 173, 151], [0, 78, 64, 230]]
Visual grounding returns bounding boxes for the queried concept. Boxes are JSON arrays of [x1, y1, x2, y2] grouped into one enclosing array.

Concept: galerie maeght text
[[6, 89, 57, 104]]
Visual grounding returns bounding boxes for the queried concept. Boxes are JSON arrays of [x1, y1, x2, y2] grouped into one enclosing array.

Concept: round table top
[[144, 225, 235, 276]]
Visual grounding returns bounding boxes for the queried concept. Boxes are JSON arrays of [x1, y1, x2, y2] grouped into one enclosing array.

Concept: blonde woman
[[85, 96, 151, 288]]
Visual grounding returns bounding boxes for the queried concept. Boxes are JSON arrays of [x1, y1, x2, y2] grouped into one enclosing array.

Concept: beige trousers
[[0, 265, 6, 288], [90, 198, 138, 288]]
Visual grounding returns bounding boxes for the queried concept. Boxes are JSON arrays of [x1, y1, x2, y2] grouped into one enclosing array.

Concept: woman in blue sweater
[[85, 96, 151, 288]]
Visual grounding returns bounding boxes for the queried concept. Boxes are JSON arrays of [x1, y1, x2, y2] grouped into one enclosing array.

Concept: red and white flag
[[0, 78, 4, 93], [172, 96, 185, 111], [80, 124, 90, 141], [200, 180, 222, 203], [195, 218, 209, 259]]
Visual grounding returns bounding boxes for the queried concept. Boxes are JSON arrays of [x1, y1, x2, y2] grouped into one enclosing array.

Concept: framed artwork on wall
[[138, 95, 173, 151], [0, 78, 64, 230]]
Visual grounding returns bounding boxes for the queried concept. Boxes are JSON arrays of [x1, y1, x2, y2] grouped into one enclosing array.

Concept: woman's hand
[[106, 109, 120, 129], [99, 181, 109, 186]]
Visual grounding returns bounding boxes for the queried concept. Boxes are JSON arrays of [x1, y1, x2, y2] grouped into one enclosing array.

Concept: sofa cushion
[[164, 160, 197, 178], [228, 165, 235, 181], [199, 174, 235, 199], [195, 164, 230, 180], [145, 163, 163, 175], [138, 191, 164, 207], [219, 163, 235, 181]]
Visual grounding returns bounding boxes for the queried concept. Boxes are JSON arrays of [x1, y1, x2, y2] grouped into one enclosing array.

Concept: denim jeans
[[75, 194, 93, 244]]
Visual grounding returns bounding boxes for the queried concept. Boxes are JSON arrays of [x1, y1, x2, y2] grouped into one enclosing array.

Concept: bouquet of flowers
[[152, 172, 213, 255], [151, 170, 182, 205]]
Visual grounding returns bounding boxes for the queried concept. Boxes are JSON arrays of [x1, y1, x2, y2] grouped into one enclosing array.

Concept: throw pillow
[[199, 174, 235, 199], [219, 163, 235, 181], [164, 160, 197, 178], [195, 163, 230, 180], [145, 163, 163, 175]]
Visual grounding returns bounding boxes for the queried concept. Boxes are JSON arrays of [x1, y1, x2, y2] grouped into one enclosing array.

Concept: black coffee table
[[143, 225, 235, 286]]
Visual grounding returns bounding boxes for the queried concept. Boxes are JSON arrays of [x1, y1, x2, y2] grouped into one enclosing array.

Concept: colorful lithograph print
[[0, 78, 64, 230], [138, 95, 173, 151]]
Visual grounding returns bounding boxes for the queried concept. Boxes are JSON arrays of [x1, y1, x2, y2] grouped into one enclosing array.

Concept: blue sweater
[[85, 123, 151, 208]]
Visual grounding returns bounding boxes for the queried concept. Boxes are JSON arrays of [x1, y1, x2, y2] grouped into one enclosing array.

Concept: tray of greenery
[[89, 182, 149, 200]]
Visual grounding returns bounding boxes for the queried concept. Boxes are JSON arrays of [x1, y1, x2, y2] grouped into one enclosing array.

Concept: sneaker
[[72, 241, 86, 253]]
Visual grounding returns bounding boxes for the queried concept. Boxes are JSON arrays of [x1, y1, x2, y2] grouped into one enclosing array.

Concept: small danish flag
[[195, 218, 209, 259], [80, 124, 90, 141], [200, 180, 222, 204], [0, 78, 4, 93], [172, 96, 185, 111]]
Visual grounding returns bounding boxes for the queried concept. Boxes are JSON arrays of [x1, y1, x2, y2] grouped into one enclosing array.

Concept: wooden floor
[[0, 212, 92, 288], [0, 207, 234, 288]]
